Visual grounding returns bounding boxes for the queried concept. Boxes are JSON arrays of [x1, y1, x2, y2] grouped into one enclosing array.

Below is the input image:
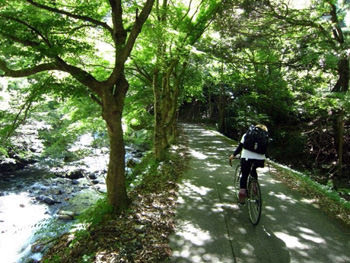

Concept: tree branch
[[0, 58, 102, 96], [54, 57, 102, 96], [0, 60, 59, 77], [2, 15, 52, 47], [0, 30, 40, 48], [109, 0, 127, 44], [122, 0, 155, 60], [106, 0, 155, 86], [25, 0, 113, 36], [129, 60, 153, 84]]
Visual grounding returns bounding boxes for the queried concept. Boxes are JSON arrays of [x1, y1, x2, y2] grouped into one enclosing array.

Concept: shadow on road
[[170, 124, 350, 263]]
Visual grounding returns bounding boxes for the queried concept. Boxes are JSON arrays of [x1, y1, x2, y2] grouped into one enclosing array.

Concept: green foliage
[[36, 94, 105, 160], [131, 145, 187, 192], [76, 195, 114, 226], [42, 254, 62, 263], [126, 152, 157, 190], [0, 145, 8, 157]]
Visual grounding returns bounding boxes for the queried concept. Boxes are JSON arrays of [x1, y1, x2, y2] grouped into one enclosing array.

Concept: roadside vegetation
[[41, 131, 189, 263], [268, 161, 350, 226]]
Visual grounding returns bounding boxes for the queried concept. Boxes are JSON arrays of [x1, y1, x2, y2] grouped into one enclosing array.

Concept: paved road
[[169, 124, 350, 263]]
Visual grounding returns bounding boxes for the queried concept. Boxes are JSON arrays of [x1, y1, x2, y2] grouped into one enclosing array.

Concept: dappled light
[[275, 232, 307, 249], [182, 181, 212, 198], [170, 124, 350, 263], [189, 149, 208, 160], [176, 222, 212, 246], [1, 0, 349, 261], [271, 192, 297, 204]]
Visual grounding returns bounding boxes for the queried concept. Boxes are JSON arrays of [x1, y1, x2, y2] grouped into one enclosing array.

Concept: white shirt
[[240, 133, 266, 160]]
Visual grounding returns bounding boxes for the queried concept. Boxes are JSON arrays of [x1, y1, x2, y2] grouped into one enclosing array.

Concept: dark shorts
[[240, 158, 265, 189]]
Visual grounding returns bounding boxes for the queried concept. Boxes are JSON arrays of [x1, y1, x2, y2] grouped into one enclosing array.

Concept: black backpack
[[243, 125, 268, 154]]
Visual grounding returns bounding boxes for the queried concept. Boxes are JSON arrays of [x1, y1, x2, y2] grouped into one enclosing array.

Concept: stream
[[0, 144, 142, 263]]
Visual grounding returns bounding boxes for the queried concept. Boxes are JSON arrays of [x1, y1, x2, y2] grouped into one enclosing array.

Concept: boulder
[[36, 195, 59, 205], [65, 169, 84, 180], [57, 210, 75, 220]]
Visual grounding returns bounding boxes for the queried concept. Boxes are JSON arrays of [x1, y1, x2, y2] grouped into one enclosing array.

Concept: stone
[[88, 174, 97, 180], [71, 180, 79, 185], [36, 195, 58, 205], [57, 210, 75, 220], [65, 169, 84, 180]]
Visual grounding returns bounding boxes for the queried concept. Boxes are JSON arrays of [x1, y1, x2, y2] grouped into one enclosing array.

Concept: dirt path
[[169, 123, 350, 263]]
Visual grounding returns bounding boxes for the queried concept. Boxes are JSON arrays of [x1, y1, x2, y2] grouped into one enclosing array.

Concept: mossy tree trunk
[[153, 60, 181, 161], [101, 74, 129, 211]]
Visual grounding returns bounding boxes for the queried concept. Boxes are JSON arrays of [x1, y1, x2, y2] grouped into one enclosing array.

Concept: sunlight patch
[[257, 167, 269, 174], [241, 243, 255, 256], [274, 193, 296, 204], [300, 198, 316, 204], [183, 181, 212, 196], [275, 232, 308, 249], [179, 222, 212, 246], [300, 233, 326, 244], [265, 205, 276, 211], [189, 149, 208, 160]]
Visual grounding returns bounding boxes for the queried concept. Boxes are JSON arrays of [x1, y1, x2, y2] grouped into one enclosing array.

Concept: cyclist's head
[[256, 124, 268, 132]]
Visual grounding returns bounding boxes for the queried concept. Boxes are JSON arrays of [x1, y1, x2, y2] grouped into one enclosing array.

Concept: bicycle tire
[[233, 165, 241, 201], [247, 178, 262, 225]]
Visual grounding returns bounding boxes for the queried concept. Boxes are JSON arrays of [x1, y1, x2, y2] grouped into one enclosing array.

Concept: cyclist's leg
[[250, 159, 264, 196], [239, 158, 252, 203], [250, 159, 265, 180], [240, 158, 251, 189]]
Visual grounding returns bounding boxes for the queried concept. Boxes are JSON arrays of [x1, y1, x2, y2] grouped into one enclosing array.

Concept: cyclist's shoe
[[238, 189, 246, 204]]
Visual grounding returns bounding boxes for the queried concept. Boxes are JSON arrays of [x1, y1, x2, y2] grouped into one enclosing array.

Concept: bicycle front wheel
[[247, 178, 262, 225], [233, 165, 241, 201]]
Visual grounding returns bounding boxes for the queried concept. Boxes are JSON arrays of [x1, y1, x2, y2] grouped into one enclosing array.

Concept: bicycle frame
[[232, 161, 262, 225]]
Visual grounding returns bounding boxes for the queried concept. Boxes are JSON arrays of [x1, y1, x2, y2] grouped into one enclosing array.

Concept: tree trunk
[[334, 110, 344, 178], [218, 85, 226, 133], [153, 67, 179, 161], [332, 57, 348, 178], [153, 69, 167, 161], [332, 58, 349, 92], [101, 75, 129, 212]]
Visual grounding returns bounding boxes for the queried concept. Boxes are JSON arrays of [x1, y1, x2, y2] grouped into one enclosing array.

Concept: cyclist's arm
[[230, 134, 245, 161], [233, 142, 243, 157]]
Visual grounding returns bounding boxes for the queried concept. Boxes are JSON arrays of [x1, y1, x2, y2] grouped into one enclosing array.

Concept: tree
[[132, 0, 220, 160], [0, 0, 154, 212], [265, 0, 349, 177]]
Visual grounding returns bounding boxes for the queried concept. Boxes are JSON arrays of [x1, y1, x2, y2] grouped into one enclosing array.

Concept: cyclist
[[229, 124, 268, 204]]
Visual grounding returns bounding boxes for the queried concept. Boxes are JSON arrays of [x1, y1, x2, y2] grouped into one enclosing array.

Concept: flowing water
[[0, 145, 141, 263]]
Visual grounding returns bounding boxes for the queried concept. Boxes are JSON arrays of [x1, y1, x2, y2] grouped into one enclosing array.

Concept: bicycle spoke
[[248, 179, 262, 225]]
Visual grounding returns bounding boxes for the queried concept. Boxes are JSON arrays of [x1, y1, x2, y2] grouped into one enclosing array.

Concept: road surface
[[169, 123, 350, 263]]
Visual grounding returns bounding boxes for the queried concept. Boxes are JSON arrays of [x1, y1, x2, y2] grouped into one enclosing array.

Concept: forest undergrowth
[[41, 130, 190, 263]]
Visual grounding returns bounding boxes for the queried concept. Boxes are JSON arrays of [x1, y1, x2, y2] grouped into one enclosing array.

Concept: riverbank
[[0, 144, 145, 263], [41, 135, 189, 263], [0, 119, 146, 262]]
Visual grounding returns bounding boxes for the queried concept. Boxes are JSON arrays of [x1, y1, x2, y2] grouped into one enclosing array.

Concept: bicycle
[[230, 159, 262, 225]]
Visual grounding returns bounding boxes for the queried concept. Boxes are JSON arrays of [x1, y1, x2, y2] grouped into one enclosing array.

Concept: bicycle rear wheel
[[233, 165, 241, 201], [247, 178, 262, 225]]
